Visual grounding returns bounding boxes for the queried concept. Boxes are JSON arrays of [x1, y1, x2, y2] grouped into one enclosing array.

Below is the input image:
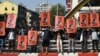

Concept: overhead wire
[[87, 2, 96, 13]]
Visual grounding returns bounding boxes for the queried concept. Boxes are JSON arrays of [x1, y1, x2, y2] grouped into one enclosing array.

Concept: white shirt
[[41, 32, 44, 37], [92, 31, 98, 40], [8, 32, 14, 40]]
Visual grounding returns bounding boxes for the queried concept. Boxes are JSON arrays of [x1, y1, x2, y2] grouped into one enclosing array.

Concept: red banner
[[78, 52, 98, 56], [17, 35, 27, 50], [79, 13, 89, 28], [0, 53, 18, 56], [66, 19, 76, 33], [28, 30, 38, 45], [40, 12, 51, 27], [90, 13, 99, 28], [0, 22, 5, 36], [38, 53, 58, 56], [6, 14, 17, 28], [55, 16, 64, 30]]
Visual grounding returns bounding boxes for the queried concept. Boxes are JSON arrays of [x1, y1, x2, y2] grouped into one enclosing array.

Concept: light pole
[[57, 4, 59, 16], [47, 0, 48, 4], [47, 0, 48, 12]]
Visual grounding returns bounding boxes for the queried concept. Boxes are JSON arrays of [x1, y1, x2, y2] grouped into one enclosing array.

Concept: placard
[[17, 35, 27, 50], [79, 13, 89, 28], [6, 14, 17, 28], [55, 16, 64, 30], [66, 19, 76, 33], [28, 30, 38, 45], [0, 22, 5, 36], [90, 13, 99, 27], [40, 12, 51, 27]]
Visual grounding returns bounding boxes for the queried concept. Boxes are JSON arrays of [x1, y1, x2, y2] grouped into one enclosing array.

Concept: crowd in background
[[38, 27, 100, 53], [2, 26, 100, 54]]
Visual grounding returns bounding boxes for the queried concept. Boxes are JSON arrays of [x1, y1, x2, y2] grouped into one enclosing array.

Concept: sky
[[10, 0, 66, 11]]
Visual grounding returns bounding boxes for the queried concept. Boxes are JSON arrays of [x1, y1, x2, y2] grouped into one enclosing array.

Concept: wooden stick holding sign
[[28, 30, 38, 46], [0, 22, 5, 36], [6, 14, 17, 28], [17, 35, 27, 50], [66, 19, 76, 33], [40, 12, 51, 27], [90, 13, 99, 28], [55, 16, 64, 30]]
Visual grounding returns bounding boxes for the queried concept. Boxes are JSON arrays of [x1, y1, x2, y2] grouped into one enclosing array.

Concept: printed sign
[[0, 22, 5, 36], [79, 13, 89, 28], [90, 13, 99, 27], [40, 12, 51, 27], [6, 14, 17, 28], [55, 16, 64, 30], [66, 19, 76, 33], [17, 35, 27, 50], [28, 30, 38, 45]]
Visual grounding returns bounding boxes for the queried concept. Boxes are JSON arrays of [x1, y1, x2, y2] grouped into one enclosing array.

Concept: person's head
[[92, 28, 96, 31], [57, 31, 61, 35], [83, 28, 87, 31], [87, 28, 89, 31]]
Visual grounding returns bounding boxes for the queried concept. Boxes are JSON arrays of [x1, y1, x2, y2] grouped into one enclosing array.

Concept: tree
[[50, 3, 66, 26]]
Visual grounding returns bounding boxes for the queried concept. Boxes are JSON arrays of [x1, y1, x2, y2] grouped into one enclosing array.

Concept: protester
[[41, 28, 50, 54], [91, 29, 99, 52], [19, 28, 26, 35], [8, 29, 15, 51], [80, 29, 88, 52], [29, 28, 37, 53], [56, 31, 63, 53], [68, 33, 75, 52], [76, 27, 82, 40]]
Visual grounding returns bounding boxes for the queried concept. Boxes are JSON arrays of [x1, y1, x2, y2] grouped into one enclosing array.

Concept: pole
[[57, 4, 59, 16], [47, 0, 48, 12]]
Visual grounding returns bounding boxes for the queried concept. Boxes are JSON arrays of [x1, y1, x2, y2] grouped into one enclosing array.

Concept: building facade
[[0, 1, 18, 14], [66, 0, 100, 20], [34, 3, 52, 13]]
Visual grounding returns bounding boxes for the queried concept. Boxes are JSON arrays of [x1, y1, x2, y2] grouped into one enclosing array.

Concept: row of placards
[[0, 23, 38, 50], [80, 13, 100, 28], [40, 12, 100, 32], [17, 30, 38, 50], [40, 12, 76, 33], [0, 13, 100, 36], [0, 14, 17, 36]]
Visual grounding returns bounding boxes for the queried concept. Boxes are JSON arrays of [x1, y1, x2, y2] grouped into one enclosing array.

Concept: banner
[[38, 53, 58, 56], [17, 35, 27, 50], [0, 53, 18, 56], [66, 19, 76, 33], [90, 13, 99, 27], [6, 14, 17, 28], [0, 22, 5, 36], [28, 30, 38, 45], [40, 12, 51, 27], [55, 16, 64, 30], [79, 13, 89, 28], [78, 52, 98, 56]]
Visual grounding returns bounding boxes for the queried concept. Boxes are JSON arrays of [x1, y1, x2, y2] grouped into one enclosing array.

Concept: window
[[5, 7, 7, 11], [0, 15, 5, 21], [12, 7, 15, 11]]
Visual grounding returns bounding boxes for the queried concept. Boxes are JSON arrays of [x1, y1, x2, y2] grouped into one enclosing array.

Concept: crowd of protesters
[[5, 26, 100, 53], [37, 27, 100, 54]]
